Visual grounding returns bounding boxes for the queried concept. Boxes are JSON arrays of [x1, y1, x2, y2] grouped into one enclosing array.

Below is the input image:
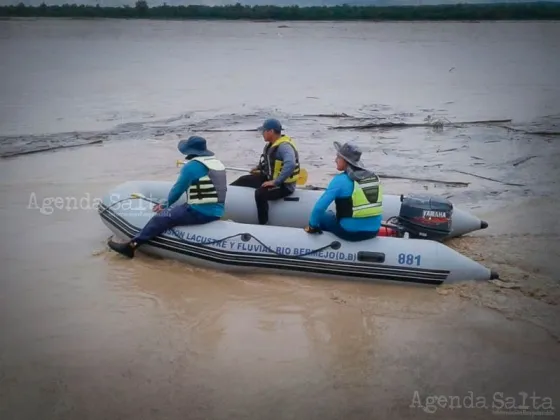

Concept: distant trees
[[1, 2, 559, 21], [135, 0, 148, 16]]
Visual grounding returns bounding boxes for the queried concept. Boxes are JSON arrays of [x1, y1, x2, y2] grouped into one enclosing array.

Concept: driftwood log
[[329, 119, 513, 130]]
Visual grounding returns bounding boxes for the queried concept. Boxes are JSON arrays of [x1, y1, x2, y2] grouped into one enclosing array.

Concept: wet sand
[[1, 18, 560, 419]]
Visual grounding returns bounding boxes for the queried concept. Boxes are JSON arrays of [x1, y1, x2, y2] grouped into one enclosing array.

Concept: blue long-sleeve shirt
[[309, 172, 382, 232], [272, 143, 297, 193], [164, 160, 225, 218]]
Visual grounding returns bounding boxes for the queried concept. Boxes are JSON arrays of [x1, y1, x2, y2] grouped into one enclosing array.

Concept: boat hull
[[98, 181, 497, 285]]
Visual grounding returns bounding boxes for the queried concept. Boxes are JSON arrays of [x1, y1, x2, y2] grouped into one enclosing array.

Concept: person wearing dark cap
[[231, 118, 301, 225], [107, 136, 227, 259], [304, 141, 383, 242]]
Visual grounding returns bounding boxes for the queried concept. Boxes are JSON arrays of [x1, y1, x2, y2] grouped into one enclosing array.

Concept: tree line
[[1, 1, 559, 21]]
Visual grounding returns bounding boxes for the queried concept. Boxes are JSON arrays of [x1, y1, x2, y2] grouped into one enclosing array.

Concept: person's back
[[331, 172, 382, 233], [173, 156, 227, 218]]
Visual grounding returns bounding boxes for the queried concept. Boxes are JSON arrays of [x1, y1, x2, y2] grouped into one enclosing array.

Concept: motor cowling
[[397, 194, 453, 241]]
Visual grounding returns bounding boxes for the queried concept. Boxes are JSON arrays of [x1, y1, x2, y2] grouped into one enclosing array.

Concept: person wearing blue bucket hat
[[230, 118, 301, 225], [107, 136, 228, 259], [177, 135, 215, 157]]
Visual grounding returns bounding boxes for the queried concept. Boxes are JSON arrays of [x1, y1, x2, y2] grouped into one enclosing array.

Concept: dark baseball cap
[[258, 118, 282, 133]]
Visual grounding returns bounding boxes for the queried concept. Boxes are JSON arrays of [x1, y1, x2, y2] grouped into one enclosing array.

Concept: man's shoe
[[108, 240, 135, 259]]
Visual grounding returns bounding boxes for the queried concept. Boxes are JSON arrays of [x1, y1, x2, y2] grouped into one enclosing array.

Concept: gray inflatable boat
[[98, 181, 497, 285], [221, 184, 488, 239]]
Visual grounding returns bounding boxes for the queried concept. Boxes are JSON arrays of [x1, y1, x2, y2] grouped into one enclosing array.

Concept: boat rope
[[100, 195, 342, 258], [164, 230, 340, 258], [98, 196, 140, 215]]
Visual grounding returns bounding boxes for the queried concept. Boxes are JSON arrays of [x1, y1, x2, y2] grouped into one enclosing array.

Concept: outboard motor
[[397, 194, 453, 241]]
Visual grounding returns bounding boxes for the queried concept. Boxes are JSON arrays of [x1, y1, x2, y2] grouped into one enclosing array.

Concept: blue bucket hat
[[177, 136, 214, 157], [257, 118, 282, 133]]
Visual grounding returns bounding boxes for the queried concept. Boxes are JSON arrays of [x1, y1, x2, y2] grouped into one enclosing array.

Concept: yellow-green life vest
[[334, 174, 383, 219]]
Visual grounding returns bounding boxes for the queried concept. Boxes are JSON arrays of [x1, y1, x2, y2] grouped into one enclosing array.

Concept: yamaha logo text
[[423, 210, 448, 218]]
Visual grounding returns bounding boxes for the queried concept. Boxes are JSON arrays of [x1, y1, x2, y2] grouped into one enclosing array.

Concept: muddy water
[[1, 18, 560, 419]]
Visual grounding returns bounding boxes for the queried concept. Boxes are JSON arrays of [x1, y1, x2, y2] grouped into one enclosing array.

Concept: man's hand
[[304, 225, 323, 234], [250, 167, 261, 175], [152, 204, 165, 213], [261, 180, 276, 188]]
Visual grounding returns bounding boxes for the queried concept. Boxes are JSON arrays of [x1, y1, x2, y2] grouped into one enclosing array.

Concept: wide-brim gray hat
[[334, 141, 366, 169]]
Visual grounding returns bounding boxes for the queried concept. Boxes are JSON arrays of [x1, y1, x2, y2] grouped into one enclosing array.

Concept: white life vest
[[184, 156, 227, 205]]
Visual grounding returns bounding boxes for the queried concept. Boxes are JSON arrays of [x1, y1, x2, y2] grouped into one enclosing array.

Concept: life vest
[[259, 135, 301, 184], [185, 156, 227, 205], [334, 173, 383, 220]]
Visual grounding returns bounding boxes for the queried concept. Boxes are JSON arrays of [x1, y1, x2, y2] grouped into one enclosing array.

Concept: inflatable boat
[[98, 181, 498, 285], [223, 184, 488, 239]]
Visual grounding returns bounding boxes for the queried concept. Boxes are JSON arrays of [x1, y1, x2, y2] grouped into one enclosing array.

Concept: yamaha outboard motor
[[397, 194, 453, 241]]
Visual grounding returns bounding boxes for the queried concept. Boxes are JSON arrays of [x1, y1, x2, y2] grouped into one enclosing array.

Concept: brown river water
[[1, 18, 560, 419]]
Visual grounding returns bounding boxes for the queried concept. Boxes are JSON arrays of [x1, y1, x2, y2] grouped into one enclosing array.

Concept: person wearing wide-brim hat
[[107, 136, 228, 259], [304, 141, 384, 241]]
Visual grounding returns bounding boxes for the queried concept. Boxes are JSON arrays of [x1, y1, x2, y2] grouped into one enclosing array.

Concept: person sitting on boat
[[304, 141, 383, 242], [107, 136, 227, 259], [230, 118, 301, 225]]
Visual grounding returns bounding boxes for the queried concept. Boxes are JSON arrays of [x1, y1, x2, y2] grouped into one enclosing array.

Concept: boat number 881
[[397, 253, 421, 266]]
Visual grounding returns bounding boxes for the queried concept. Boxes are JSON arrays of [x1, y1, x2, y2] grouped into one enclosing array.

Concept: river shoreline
[[2, 2, 560, 22]]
